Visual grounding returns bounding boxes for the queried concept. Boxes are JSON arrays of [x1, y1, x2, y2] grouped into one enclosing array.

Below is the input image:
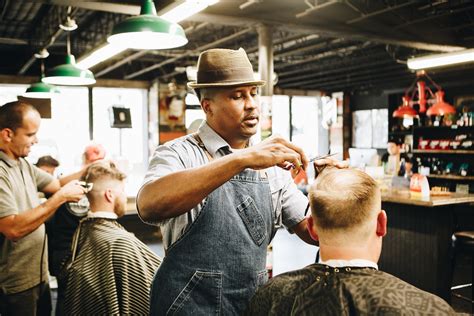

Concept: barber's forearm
[[292, 218, 318, 245], [138, 154, 246, 222], [0, 192, 66, 241]]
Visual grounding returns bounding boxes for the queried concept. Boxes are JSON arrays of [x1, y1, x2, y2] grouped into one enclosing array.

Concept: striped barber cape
[[62, 217, 161, 315]]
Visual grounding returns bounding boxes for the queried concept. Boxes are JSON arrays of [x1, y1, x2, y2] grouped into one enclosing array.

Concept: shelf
[[412, 149, 474, 154], [413, 125, 474, 131], [389, 130, 412, 136], [427, 174, 474, 180]]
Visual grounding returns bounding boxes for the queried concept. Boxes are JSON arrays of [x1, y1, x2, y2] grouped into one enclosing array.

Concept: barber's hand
[[313, 157, 349, 178], [57, 180, 87, 203], [238, 136, 308, 172]]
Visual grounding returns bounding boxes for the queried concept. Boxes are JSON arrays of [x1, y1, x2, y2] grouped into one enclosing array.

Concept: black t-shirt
[[45, 203, 86, 276], [381, 152, 409, 163]]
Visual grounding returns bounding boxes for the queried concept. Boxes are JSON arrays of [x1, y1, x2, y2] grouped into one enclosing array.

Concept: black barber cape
[[245, 264, 456, 316]]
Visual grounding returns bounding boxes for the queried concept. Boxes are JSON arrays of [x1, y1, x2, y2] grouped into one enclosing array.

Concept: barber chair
[[451, 231, 474, 311]]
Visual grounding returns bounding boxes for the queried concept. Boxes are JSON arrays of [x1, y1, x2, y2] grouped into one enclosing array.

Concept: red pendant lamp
[[426, 90, 456, 116], [397, 70, 457, 117], [393, 95, 418, 118]]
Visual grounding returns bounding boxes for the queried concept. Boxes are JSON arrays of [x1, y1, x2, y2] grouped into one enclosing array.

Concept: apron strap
[[192, 133, 213, 162]]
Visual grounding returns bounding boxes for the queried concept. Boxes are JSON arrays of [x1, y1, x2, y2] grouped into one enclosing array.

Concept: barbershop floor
[[51, 226, 472, 314]]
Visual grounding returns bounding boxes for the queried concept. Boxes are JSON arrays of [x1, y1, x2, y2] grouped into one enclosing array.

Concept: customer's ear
[[376, 210, 387, 237], [307, 216, 319, 242], [104, 188, 114, 203]]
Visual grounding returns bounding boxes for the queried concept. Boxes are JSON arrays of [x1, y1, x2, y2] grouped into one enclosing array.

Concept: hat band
[[197, 67, 256, 84]]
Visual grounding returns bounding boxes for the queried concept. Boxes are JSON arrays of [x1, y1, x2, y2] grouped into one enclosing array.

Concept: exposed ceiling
[[1, 0, 474, 93]]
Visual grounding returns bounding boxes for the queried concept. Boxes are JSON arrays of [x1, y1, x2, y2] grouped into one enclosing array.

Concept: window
[[291, 96, 319, 160], [352, 109, 388, 149], [0, 84, 90, 173], [0, 84, 28, 105], [269, 95, 290, 140], [36, 87, 90, 172], [92, 87, 148, 195]]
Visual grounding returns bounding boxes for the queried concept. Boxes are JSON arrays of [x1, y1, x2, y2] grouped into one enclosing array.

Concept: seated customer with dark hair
[[245, 167, 456, 315], [36, 155, 60, 176]]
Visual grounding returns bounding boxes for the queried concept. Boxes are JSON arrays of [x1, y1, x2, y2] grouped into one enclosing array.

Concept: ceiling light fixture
[[76, 42, 127, 69], [23, 55, 59, 99], [393, 96, 418, 118], [77, 0, 219, 70], [59, 15, 78, 31], [107, 0, 188, 50], [426, 90, 456, 116], [239, 0, 262, 10], [161, 0, 219, 23], [24, 81, 59, 99], [407, 48, 474, 70], [393, 70, 456, 118], [43, 19, 96, 86]]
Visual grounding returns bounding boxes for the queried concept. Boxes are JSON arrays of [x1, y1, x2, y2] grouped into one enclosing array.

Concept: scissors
[[311, 153, 340, 178], [289, 153, 340, 170], [309, 152, 339, 163]]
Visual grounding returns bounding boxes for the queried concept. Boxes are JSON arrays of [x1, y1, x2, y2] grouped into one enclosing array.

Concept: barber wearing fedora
[[138, 48, 345, 315]]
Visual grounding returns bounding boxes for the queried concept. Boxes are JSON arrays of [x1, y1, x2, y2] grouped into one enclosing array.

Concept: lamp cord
[[405, 71, 443, 105], [423, 72, 442, 91], [40, 59, 45, 77], [66, 32, 70, 55]]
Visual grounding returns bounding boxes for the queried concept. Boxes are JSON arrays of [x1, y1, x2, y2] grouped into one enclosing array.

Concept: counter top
[[381, 189, 474, 207]]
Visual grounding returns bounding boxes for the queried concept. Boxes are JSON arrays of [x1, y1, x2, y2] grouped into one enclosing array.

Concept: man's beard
[[114, 202, 125, 218]]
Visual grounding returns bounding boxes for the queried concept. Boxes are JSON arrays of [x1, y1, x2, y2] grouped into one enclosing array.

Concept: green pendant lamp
[[24, 81, 59, 99], [43, 24, 96, 86], [23, 52, 59, 99], [42, 55, 96, 86], [107, 0, 188, 50]]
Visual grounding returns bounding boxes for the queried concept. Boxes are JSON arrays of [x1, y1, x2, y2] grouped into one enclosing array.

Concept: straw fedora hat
[[188, 48, 265, 89]]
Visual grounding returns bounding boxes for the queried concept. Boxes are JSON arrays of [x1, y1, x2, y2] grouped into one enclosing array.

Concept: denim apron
[[150, 138, 273, 315]]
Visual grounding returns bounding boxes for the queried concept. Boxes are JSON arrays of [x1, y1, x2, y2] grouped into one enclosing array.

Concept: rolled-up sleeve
[[138, 139, 205, 230], [32, 165, 54, 191], [143, 145, 187, 185]]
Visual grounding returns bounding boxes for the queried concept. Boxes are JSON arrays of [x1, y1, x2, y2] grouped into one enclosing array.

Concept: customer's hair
[[308, 167, 379, 234], [0, 101, 38, 131], [82, 160, 126, 184], [36, 155, 60, 168]]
